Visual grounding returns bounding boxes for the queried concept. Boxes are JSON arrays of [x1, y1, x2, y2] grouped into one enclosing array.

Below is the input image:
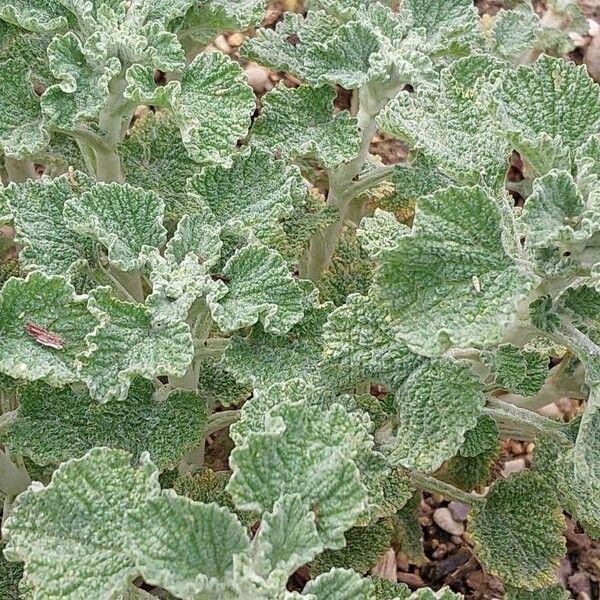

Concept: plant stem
[[483, 398, 569, 442], [109, 266, 145, 303], [95, 73, 129, 183], [409, 471, 484, 505], [0, 449, 30, 498], [203, 410, 241, 438], [300, 83, 393, 281], [4, 157, 35, 183]]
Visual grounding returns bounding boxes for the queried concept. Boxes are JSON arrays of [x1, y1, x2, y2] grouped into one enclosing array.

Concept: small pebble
[[433, 507, 465, 536], [501, 457, 526, 477], [213, 34, 231, 54], [538, 402, 561, 419], [447, 501, 469, 522], [245, 64, 273, 92], [589, 18, 600, 38], [228, 32, 245, 47]]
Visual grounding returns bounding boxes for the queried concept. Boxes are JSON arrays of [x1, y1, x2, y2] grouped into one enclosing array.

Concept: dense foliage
[[0, 0, 597, 598]]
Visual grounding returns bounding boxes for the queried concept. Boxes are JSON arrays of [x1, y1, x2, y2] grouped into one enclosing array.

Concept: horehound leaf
[[487, 6, 541, 63], [41, 32, 121, 130], [401, 0, 483, 59], [321, 294, 425, 391], [302, 568, 372, 599], [228, 400, 369, 549], [369, 576, 411, 600], [0, 378, 207, 470], [458, 416, 499, 459], [170, 52, 255, 165], [2, 447, 160, 600], [0, 56, 48, 159], [230, 378, 322, 445], [468, 471, 566, 590], [378, 55, 509, 188], [0, 272, 95, 384], [481, 344, 549, 397], [180, 0, 266, 44], [0, 1, 70, 32], [64, 182, 167, 272], [82, 288, 194, 402], [356, 209, 409, 260], [146, 214, 222, 324], [120, 112, 203, 219], [310, 519, 393, 576], [494, 55, 600, 175], [504, 585, 570, 600], [388, 360, 485, 473], [522, 170, 600, 250], [187, 146, 307, 241], [224, 302, 332, 391], [375, 185, 537, 356], [128, 490, 249, 599], [206, 242, 307, 335], [0, 173, 99, 277], [407, 589, 464, 600], [251, 84, 360, 169], [251, 493, 323, 587]]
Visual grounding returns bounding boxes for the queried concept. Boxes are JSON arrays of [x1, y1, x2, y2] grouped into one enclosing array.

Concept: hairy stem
[[203, 410, 241, 438], [108, 266, 145, 303], [409, 471, 484, 505], [4, 157, 36, 183], [300, 83, 391, 281], [0, 449, 30, 498], [483, 397, 569, 442], [95, 73, 129, 183]]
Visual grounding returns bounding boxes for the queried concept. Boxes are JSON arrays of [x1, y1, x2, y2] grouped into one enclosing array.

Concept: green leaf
[[408, 589, 464, 600], [458, 416, 500, 459], [170, 52, 255, 165], [187, 146, 307, 241], [375, 185, 537, 356], [41, 32, 121, 129], [369, 576, 411, 600], [392, 492, 427, 565], [494, 56, 600, 173], [146, 215, 221, 324], [321, 294, 425, 391], [0, 549, 24, 600], [196, 357, 251, 409], [180, 0, 266, 44], [0, 173, 99, 277], [0, 57, 48, 159], [468, 471, 566, 590], [128, 490, 249, 599], [2, 447, 160, 600], [402, 0, 482, 58], [224, 301, 330, 391], [251, 84, 360, 169], [482, 344, 549, 397], [206, 242, 307, 335], [173, 468, 255, 527], [120, 112, 203, 219], [383, 153, 452, 214], [0, 378, 207, 470], [228, 399, 370, 549], [129, 0, 195, 25], [0, 272, 95, 384], [379, 55, 509, 188], [302, 568, 372, 599], [81, 288, 194, 402], [356, 209, 409, 260], [522, 169, 600, 249], [63, 181, 167, 272], [388, 360, 485, 473], [310, 519, 392, 576], [504, 585, 570, 600], [487, 5, 541, 63], [0, 0, 69, 32], [252, 493, 323, 586]]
